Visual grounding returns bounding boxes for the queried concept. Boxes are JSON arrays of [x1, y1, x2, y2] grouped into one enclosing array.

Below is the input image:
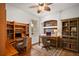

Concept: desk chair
[[15, 37, 27, 53], [16, 43, 25, 53], [42, 37, 51, 50]]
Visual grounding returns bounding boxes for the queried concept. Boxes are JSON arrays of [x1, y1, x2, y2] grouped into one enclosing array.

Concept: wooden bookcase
[[44, 20, 57, 27], [0, 4, 31, 56], [43, 20, 57, 34], [7, 21, 31, 54], [0, 4, 18, 56], [7, 21, 27, 43], [62, 17, 79, 52], [43, 20, 60, 47]]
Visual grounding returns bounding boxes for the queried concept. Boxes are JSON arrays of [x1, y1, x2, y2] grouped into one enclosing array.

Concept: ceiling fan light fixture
[[44, 6, 51, 11], [39, 3, 44, 6]]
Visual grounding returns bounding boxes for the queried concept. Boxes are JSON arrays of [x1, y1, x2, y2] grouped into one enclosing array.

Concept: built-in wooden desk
[[39, 35, 60, 48]]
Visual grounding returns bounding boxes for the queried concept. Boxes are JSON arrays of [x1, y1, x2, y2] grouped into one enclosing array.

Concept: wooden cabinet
[[0, 3, 19, 56], [0, 4, 6, 19], [7, 21, 31, 55], [62, 18, 79, 52], [7, 21, 29, 43], [0, 4, 31, 56], [0, 3, 7, 56]]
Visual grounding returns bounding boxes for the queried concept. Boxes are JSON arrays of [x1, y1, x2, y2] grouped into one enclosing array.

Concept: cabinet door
[[0, 4, 6, 19], [0, 3, 7, 55], [63, 42, 69, 48], [70, 43, 78, 52]]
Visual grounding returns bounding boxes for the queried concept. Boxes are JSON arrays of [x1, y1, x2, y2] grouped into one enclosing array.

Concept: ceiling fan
[[29, 3, 52, 13]]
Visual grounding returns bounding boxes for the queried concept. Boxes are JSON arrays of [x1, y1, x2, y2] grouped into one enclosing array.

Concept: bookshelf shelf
[[43, 20, 57, 34], [62, 17, 79, 52], [7, 21, 30, 54]]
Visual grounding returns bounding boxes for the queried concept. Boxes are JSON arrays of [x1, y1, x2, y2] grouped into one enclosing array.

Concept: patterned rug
[[31, 44, 79, 56]]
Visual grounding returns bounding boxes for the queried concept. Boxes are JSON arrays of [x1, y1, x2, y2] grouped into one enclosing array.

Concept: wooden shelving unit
[[62, 18, 79, 52], [7, 21, 29, 43], [0, 4, 31, 56], [0, 4, 18, 56], [42, 20, 60, 47], [44, 20, 57, 27], [43, 20, 57, 35], [7, 21, 31, 55]]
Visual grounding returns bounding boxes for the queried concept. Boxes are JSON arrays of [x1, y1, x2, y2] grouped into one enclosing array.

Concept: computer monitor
[[15, 32, 21, 38], [46, 32, 51, 36]]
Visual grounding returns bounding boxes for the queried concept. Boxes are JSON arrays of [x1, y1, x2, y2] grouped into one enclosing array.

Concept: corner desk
[[39, 35, 60, 48]]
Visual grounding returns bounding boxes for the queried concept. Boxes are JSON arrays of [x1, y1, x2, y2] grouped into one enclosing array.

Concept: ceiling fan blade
[[44, 6, 51, 11], [46, 3, 52, 5], [39, 3, 44, 6], [29, 5, 38, 8]]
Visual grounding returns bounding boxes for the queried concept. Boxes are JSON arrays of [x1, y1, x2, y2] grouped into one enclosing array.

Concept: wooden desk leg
[[56, 38, 58, 48], [56, 40, 58, 48]]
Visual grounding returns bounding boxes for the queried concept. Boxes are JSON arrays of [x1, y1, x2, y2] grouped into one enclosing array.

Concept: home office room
[[0, 1, 79, 57]]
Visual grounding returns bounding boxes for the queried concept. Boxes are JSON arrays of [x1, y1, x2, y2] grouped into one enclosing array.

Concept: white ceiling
[[6, 3, 79, 17]]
